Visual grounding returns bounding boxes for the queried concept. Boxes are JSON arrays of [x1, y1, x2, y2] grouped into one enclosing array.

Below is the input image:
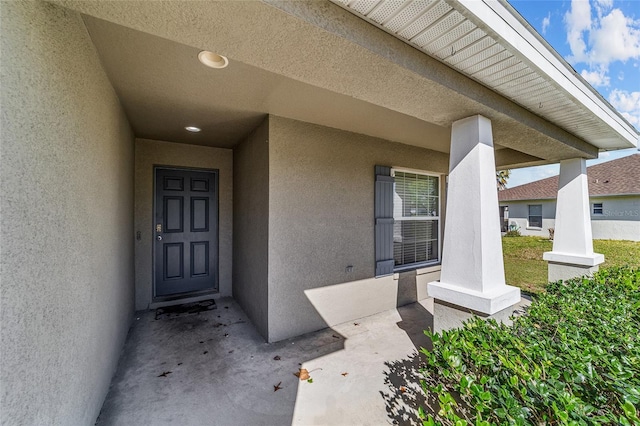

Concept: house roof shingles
[[498, 154, 640, 201]]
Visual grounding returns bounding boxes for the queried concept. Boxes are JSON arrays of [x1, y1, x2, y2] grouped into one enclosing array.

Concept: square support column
[[543, 158, 604, 282], [428, 115, 520, 314]]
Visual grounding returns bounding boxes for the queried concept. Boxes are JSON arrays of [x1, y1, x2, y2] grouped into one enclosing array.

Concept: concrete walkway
[[96, 297, 530, 426]]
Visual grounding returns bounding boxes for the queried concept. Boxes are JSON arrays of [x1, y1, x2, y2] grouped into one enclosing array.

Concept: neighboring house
[[1, 1, 638, 425], [499, 154, 640, 241]]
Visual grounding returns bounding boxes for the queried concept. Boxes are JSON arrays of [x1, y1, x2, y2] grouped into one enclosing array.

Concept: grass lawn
[[502, 236, 640, 294]]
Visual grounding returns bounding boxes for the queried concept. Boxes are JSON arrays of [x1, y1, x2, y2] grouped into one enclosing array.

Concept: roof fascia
[[449, 0, 638, 148], [501, 193, 640, 202], [591, 193, 640, 198], [499, 197, 557, 202]]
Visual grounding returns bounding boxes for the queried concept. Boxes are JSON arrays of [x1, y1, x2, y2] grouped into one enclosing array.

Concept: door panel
[[164, 197, 184, 232], [154, 168, 218, 297], [191, 242, 209, 277], [164, 243, 184, 279], [191, 198, 209, 231]]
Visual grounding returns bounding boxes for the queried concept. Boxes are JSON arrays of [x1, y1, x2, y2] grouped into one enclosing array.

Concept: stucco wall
[[502, 201, 556, 238], [591, 196, 640, 241], [267, 116, 448, 342], [501, 197, 640, 241], [1, 2, 134, 424], [590, 196, 640, 222], [233, 119, 270, 339], [134, 139, 233, 310]]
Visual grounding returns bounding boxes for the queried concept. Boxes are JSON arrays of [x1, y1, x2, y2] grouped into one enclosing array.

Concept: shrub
[[504, 224, 521, 237], [418, 267, 640, 425]]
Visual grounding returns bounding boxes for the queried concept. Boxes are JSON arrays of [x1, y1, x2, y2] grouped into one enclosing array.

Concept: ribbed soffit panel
[[330, 0, 638, 150]]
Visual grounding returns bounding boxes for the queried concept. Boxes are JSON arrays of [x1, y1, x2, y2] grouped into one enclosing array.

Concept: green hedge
[[419, 267, 640, 425]]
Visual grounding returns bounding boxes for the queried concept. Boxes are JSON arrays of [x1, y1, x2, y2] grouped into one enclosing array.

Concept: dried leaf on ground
[[273, 382, 282, 392], [341, 372, 348, 377], [399, 386, 406, 393], [157, 371, 172, 377], [273, 355, 281, 361], [294, 368, 310, 381]]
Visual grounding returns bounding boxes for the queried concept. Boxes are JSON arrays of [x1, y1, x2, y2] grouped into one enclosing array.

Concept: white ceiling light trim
[[185, 126, 202, 133], [198, 51, 229, 69]]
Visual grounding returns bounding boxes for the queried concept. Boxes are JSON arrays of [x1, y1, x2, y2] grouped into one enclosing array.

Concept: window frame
[[527, 204, 543, 229], [391, 167, 441, 271], [593, 202, 603, 215]]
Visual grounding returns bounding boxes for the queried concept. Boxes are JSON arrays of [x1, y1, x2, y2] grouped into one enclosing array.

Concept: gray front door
[[154, 167, 218, 297]]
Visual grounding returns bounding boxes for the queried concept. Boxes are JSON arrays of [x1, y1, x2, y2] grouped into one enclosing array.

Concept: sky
[[506, 0, 640, 188]]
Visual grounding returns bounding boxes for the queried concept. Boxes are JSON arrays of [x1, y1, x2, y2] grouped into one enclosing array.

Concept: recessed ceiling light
[[185, 126, 201, 133], [198, 51, 228, 69]]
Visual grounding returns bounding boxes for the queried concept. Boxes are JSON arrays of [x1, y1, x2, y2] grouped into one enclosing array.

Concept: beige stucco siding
[[267, 116, 448, 342], [134, 139, 233, 310], [0, 2, 134, 424], [233, 119, 270, 339]]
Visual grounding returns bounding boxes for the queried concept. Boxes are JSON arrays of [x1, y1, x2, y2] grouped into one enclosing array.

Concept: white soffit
[[330, 0, 638, 150]]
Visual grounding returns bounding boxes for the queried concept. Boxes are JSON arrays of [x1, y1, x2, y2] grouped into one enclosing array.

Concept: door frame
[[152, 165, 220, 302]]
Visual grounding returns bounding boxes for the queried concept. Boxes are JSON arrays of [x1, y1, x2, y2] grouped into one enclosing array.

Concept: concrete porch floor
[[96, 296, 530, 426]]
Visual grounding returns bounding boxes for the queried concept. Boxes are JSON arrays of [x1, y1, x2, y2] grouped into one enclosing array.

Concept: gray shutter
[[375, 165, 394, 277]]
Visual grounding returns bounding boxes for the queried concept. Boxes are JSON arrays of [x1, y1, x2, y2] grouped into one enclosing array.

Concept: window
[[593, 203, 603, 215], [528, 204, 542, 228], [392, 170, 440, 269]]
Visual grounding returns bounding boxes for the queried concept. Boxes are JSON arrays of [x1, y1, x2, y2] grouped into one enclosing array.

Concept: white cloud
[[621, 112, 639, 126], [565, 0, 592, 63], [564, 1, 640, 88], [609, 89, 640, 126], [596, 0, 613, 7], [580, 66, 610, 86], [594, 0, 613, 18], [588, 9, 640, 64], [542, 13, 551, 34]]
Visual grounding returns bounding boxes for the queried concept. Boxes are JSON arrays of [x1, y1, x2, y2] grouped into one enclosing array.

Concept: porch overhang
[[52, 0, 637, 167], [331, 0, 638, 152]]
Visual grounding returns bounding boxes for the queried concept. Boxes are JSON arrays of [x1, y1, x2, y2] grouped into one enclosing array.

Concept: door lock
[[157, 235, 163, 241]]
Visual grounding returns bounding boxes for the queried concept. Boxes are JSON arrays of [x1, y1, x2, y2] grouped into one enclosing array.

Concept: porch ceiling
[[82, 15, 451, 152], [56, 0, 633, 165]]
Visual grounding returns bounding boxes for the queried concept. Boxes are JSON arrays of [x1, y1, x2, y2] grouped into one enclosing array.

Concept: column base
[[427, 281, 521, 315], [543, 252, 604, 282], [547, 262, 600, 282]]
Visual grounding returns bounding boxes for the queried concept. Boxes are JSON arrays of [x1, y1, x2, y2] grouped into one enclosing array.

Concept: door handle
[[157, 235, 163, 241]]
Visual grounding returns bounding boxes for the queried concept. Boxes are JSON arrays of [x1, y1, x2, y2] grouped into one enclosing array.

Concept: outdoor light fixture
[[185, 126, 201, 133], [198, 51, 228, 69]]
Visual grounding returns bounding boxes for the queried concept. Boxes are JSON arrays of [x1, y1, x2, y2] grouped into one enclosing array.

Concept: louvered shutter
[[375, 165, 394, 277]]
